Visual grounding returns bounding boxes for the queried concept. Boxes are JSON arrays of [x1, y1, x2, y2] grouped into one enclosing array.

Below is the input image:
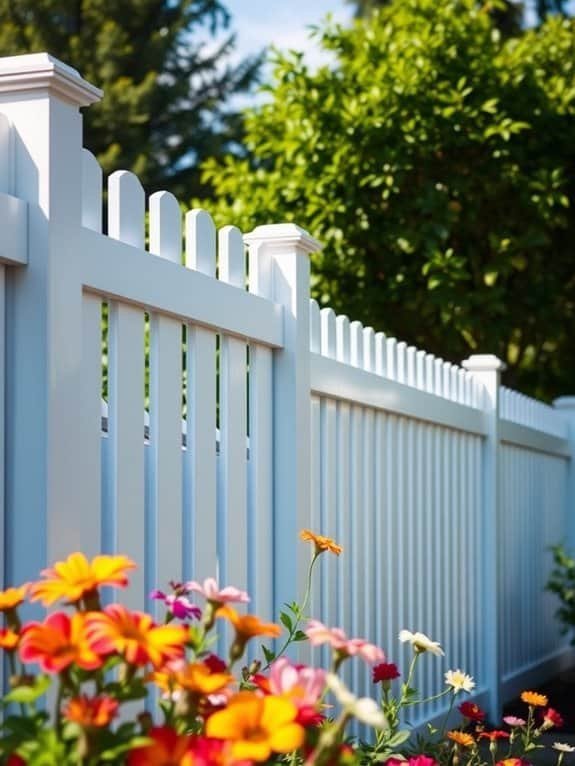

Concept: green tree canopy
[[0, 0, 260, 199], [202, 0, 575, 400]]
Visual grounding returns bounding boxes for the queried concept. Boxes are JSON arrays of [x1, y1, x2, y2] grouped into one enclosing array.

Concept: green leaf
[[261, 645, 276, 663], [4, 675, 51, 705], [280, 612, 293, 631]]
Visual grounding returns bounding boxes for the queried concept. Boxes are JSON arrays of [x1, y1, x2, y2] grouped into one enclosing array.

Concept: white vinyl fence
[[0, 54, 573, 723]]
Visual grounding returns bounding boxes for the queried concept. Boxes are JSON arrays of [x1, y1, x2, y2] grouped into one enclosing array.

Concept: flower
[[0, 628, 19, 650], [216, 606, 281, 643], [299, 529, 343, 556], [448, 731, 475, 747], [185, 578, 249, 605], [84, 604, 186, 667], [268, 657, 326, 709], [496, 759, 530, 766], [173, 662, 234, 696], [325, 674, 387, 729], [445, 669, 475, 694], [459, 701, 486, 721], [0, 585, 28, 611], [399, 629, 444, 656], [373, 662, 401, 683], [503, 716, 526, 727], [63, 695, 119, 728], [150, 589, 201, 620], [206, 691, 304, 761], [203, 654, 228, 673], [19, 612, 102, 672], [520, 690, 548, 707], [553, 743, 575, 753], [479, 731, 510, 741], [542, 707, 564, 729], [388, 758, 437, 766], [305, 619, 347, 649], [126, 726, 195, 766], [30, 552, 135, 606], [305, 620, 385, 663]]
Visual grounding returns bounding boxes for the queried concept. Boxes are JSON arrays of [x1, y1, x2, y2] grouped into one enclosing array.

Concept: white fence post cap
[[462, 354, 506, 372], [553, 397, 575, 411], [0, 52, 102, 106], [244, 223, 322, 255]]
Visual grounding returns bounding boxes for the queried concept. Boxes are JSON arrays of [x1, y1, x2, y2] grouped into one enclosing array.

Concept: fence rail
[[0, 53, 573, 722]]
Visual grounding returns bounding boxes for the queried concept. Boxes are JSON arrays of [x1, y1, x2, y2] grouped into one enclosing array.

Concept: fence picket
[[218, 226, 248, 596]]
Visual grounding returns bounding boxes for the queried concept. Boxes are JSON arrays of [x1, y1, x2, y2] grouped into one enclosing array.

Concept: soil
[[503, 667, 575, 732]]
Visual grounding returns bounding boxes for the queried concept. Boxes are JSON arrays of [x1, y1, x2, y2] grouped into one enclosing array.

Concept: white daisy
[[553, 744, 575, 753], [444, 669, 475, 694], [398, 629, 444, 656], [325, 673, 388, 730]]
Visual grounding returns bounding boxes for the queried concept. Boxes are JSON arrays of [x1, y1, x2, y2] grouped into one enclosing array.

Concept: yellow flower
[[206, 691, 304, 762], [0, 585, 28, 611], [300, 529, 343, 556], [520, 690, 548, 707], [448, 731, 475, 748], [30, 552, 136, 606]]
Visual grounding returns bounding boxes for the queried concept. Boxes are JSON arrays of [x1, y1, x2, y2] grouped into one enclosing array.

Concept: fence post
[[244, 223, 321, 621], [552, 398, 575, 550], [0, 54, 102, 587], [462, 353, 505, 721]]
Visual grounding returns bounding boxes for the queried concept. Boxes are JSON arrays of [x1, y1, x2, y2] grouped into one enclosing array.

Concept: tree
[[202, 0, 575, 401], [0, 1, 260, 200], [347, 0, 569, 25]]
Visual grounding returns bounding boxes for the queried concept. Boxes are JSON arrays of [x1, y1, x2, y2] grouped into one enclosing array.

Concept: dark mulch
[[503, 667, 575, 733]]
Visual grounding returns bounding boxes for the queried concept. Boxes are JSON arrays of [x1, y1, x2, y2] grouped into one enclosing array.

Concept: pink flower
[[150, 590, 201, 620], [305, 620, 347, 649], [388, 757, 437, 766], [268, 657, 326, 706], [503, 716, 526, 728], [305, 620, 385, 664], [185, 578, 249, 605]]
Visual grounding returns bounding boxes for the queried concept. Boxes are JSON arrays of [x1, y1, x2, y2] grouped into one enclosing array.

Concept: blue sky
[[224, 0, 353, 66]]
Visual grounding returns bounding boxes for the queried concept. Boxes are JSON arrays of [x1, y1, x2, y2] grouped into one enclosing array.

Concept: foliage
[[0, 534, 570, 764], [0, 0, 261, 200], [546, 544, 575, 644], [201, 0, 575, 401], [347, 0, 570, 27]]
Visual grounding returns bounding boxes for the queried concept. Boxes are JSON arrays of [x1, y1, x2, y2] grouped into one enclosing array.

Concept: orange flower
[[63, 695, 119, 728], [520, 690, 548, 707], [0, 628, 20, 650], [84, 604, 186, 668], [19, 612, 102, 672], [0, 585, 28, 612], [448, 731, 475, 748], [217, 606, 281, 643], [30, 552, 136, 606], [174, 662, 234, 696], [300, 529, 343, 556], [206, 691, 304, 762], [126, 726, 195, 766]]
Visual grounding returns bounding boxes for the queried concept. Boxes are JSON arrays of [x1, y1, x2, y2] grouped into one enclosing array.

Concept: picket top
[[0, 53, 102, 106]]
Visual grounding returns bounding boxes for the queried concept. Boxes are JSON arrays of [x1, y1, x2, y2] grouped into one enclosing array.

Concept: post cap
[[244, 223, 322, 255], [462, 354, 506, 373], [553, 397, 575, 411], [0, 53, 102, 107]]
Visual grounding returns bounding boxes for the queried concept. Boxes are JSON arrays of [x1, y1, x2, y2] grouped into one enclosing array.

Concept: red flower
[[373, 662, 400, 683], [543, 708, 564, 729], [479, 731, 510, 741], [126, 726, 194, 766], [6, 756, 26, 766], [459, 701, 486, 722], [203, 653, 228, 674], [19, 612, 102, 673], [496, 759, 531, 766]]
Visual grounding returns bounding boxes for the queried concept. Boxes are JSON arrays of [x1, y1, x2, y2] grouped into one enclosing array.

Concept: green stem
[[405, 687, 451, 707], [264, 551, 320, 668], [399, 653, 419, 706], [438, 691, 456, 738]]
